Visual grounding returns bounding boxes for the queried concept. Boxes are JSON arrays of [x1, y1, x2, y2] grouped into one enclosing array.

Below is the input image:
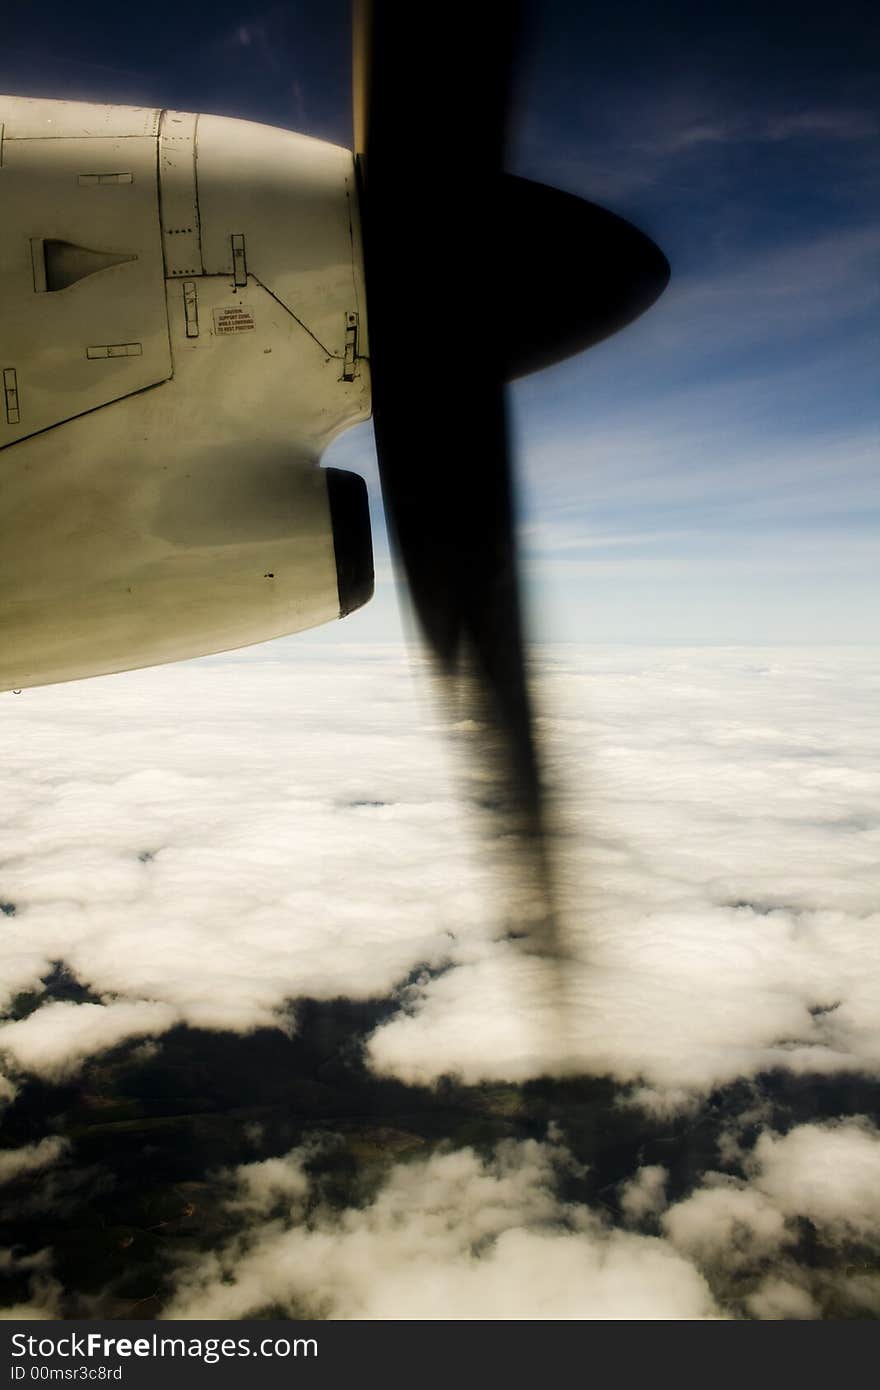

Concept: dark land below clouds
[[2, 965, 879, 1319]]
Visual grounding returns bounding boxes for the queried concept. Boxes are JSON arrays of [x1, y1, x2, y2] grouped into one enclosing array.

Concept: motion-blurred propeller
[[352, 1, 669, 964]]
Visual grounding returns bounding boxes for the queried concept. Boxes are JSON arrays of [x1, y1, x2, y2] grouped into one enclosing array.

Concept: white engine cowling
[[0, 96, 372, 691]]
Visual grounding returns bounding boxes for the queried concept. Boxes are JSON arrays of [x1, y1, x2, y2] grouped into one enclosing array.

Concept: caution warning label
[[213, 306, 256, 335]]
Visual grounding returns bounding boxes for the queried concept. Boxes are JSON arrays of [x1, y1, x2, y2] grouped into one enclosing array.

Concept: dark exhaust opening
[[326, 468, 374, 617]]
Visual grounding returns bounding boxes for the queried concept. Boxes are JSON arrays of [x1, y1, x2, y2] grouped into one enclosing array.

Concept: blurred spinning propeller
[[353, 1, 669, 963]]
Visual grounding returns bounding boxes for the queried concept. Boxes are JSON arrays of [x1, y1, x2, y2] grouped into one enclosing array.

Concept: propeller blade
[[352, 2, 669, 979], [352, 0, 553, 883]]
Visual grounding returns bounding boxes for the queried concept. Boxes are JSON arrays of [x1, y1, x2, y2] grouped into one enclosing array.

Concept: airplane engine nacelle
[[0, 97, 372, 692]]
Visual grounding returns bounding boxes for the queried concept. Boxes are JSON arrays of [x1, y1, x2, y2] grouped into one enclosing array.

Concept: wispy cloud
[[634, 106, 880, 158], [0, 1137, 67, 1187], [515, 81, 880, 204], [656, 224, 880, 345]]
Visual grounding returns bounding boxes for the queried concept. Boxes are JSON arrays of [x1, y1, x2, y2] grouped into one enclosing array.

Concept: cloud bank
[[164, 1137, 721, 1321], [660, 1117, 880, 1317], [1, 646, 878, 1113], [162, 1116, 880, 1321]]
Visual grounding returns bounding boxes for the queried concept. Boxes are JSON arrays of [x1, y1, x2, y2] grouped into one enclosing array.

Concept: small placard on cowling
[[213, 306, 256, 335]]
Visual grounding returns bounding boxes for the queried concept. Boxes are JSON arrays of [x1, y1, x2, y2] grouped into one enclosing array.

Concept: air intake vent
[[34, 239, 138, 292]]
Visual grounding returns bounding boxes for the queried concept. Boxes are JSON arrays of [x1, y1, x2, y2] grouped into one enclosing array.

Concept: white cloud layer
[[659, 1118, 880, 1317], [163, 1117, 880, 1321], [747, 1118, 880, 1242], [366, 646, 880, 1097], [0, 1249, 60, 1320], [619, 1164, 668, 1223], [0, 646, 878, 1110], [0, 1136, 67, 1187], [165, 1138, 721, 1320], [0, 1002, 179, 1083]]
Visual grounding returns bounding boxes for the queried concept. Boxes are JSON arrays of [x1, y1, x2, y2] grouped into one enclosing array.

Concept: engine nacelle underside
[[0, 97, 373, 691]]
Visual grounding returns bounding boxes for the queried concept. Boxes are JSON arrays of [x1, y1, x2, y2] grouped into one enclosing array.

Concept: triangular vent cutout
[[43, 240, 138, 292]]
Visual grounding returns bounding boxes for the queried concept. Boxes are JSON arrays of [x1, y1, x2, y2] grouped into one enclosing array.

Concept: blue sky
[[499, 1, 879, 643], [5, 0, 877, 643]]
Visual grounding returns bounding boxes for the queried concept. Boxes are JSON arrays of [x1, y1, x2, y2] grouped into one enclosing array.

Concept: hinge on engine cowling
[[183, 280, 199, 338], [342, 311, 359, 381], [4, 368, 20, 424]]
